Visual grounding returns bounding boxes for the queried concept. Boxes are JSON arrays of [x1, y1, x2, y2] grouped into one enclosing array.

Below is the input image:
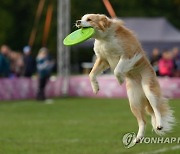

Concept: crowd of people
[[150, 47, 180, 77], [0, 44, 179, 100], [0, 45, 35, 78], [1, 45, 180, 78], [0, 44, 54, 100]]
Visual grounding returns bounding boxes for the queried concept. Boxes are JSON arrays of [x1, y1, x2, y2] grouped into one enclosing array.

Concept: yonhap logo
[[122, 132, 136, 148], [122, 132, 180, 148], [139, 137, 180, 144]]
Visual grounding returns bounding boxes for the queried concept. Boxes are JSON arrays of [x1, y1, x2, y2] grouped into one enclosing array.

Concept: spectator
[[0, 45, 11, 77], [36, 47, 54, 101], [23, 46, 36, 77], [9, 51, 24, 77], [172, 47, 180, 77], [150, 48, 161, 76], [158, 50, 174, 77]]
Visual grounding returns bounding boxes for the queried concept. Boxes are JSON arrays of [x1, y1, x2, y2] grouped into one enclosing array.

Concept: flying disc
[[63, 28, 95, 46]]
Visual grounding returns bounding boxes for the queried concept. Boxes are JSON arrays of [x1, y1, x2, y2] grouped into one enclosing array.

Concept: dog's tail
[[146, 97, 175, 136]]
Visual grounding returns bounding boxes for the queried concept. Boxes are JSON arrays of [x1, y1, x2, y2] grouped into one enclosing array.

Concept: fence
[[0, 75, 180, 100]]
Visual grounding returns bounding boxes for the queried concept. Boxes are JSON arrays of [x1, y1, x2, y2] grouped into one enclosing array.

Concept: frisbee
[[63, 28, 95, 46]]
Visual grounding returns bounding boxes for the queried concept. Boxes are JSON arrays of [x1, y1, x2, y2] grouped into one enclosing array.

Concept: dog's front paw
[[89, 74, 100, 94], [116, 76, 124, 85], [114, 71, 124, 85], [92, 84, 99, 94], [118, 77, 124, 85]]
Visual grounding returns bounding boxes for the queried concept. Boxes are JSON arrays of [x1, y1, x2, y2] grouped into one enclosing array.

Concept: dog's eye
[[87, 18, 91, 22]]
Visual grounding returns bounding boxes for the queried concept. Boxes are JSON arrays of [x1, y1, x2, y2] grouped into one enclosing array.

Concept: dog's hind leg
[[142, 73, 175, 135], [126, 79, 146, 143], [142, 77, 163, 131], [145, 100, 157, 131], [130, 103, 146, 143]]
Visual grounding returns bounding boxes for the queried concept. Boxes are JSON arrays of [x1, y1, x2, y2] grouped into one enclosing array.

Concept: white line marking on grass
[[139, 145, 180, 154]]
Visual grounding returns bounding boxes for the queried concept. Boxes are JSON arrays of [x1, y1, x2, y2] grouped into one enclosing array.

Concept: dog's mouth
[[75, 20, 81, 28], [75, 20, 92, 28], [76, 24, 83, 28]]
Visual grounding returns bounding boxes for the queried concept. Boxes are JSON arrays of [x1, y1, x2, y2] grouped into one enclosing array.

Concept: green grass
[[0, 98, 179, 154]]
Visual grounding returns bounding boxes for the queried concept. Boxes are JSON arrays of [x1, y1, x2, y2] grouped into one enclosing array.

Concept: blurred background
[[0, 0, 180, 100], [0, 1, 180, 153]]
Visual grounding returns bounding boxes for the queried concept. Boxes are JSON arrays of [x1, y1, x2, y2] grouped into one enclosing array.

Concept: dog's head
[[76, 14, 111, 33]]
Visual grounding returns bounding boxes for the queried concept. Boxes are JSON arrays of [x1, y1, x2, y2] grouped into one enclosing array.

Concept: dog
[[76, 14, 175, 142]]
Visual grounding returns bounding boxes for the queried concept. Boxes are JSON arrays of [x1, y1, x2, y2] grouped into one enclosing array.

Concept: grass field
[[0, 98, 179, 154]]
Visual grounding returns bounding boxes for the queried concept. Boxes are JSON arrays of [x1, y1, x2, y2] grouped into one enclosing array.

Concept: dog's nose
[[76, 20, 81, 25]]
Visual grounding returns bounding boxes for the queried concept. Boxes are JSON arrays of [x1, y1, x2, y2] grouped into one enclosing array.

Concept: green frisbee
[[63, 27, 95, 46]]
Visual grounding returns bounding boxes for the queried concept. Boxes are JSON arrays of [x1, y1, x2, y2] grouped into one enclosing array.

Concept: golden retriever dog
[[76, 14, 175, 142]]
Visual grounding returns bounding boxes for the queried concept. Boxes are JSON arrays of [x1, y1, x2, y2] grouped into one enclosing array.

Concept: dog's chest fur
[[94, 37, 123, 70]]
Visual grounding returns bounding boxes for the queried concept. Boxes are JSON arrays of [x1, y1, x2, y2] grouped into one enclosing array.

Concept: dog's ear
[[98, 16, 111, 31]]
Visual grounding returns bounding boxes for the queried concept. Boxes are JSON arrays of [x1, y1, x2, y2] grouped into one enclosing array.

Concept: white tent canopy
[[122, 17, 180, 42]]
